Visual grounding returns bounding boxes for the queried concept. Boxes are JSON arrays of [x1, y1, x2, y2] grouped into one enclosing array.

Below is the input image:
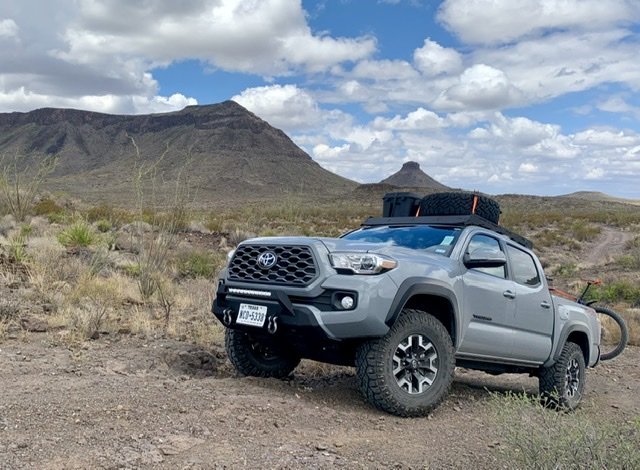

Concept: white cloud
[[232, 84, 322, 130], [597, 95, 640, 119], [434, 64, 522, 110], [0, 18, 18, 38], [351, 59, 419, 81], [0, 86, 196, 114], [372, 108, 445, 131], [413, 39, 463, 76], [585, 168, 606, 180], [573, 129, 640, 147], [518, 162, 538, 174], [471, 29, 640, 105], [0, 0, 375, 115], [438, 0, 640, 45], [57, 0, 376, 75]]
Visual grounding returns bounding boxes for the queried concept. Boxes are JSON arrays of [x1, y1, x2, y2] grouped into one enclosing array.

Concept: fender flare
[[547, 323, 591, 366], [384, 277, 460, 345]]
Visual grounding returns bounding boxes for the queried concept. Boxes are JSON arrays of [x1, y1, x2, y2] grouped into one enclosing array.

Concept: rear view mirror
[[463, 248, 507, 268]]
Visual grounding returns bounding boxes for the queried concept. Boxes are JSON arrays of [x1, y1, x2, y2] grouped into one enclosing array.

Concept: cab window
[[465, 234, 506, 279], [507, 245, 541, 287]]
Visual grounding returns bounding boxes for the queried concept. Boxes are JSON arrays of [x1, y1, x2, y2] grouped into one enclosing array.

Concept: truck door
[[505, 244, 554, 363], [458, 233, 516, 360]]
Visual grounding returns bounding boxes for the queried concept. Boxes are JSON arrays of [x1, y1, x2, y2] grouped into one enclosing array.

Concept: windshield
[[341, 225, 460, 256]]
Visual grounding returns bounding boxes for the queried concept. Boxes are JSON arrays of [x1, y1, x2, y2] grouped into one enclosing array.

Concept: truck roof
[[361, 214, 533, 249]]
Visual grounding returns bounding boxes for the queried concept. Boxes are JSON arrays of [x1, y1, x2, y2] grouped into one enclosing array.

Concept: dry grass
[[492, 392, 640, 469], [0, 190, 638, 353]]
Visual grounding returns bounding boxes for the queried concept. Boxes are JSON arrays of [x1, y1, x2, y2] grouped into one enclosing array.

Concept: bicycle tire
[[594, 306, 628, 361]]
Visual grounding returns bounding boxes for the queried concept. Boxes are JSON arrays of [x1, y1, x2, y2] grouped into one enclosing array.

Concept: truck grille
[[228, 245, 318, 286]]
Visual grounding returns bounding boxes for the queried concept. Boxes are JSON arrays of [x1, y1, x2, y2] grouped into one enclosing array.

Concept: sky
[[1, 0, 639, 198]]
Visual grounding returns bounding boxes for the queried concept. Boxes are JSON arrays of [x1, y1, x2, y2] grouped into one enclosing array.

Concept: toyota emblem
[[257, 251, 278, 269]]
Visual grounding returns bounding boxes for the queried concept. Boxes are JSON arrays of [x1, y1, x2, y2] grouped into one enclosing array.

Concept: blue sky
[[1, 0, 640, 197]]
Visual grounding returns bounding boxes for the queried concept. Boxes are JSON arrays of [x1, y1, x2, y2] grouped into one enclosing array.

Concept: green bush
[[95, 219, 113, 233], [85, 204, 132, 227], [33, 197, 65, 217], [176, 250, 222, 279], [57, 221, 95, 248], [570, 220, 601, 241], [586, 280, 640, 305], [492, 392, 640, 469]]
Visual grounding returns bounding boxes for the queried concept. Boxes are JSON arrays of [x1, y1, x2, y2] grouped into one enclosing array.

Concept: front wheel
[[539, 341, 586, 410], [594, 306, 628, 361], [225, 329, 300, 378], [355, 309, 455, 417]]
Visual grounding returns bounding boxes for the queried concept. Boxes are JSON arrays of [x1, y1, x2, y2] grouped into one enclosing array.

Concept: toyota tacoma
[[212, 192, 601, 416]]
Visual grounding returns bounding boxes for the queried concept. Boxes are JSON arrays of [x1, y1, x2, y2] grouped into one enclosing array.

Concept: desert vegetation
[[1, 168, 639, 468]]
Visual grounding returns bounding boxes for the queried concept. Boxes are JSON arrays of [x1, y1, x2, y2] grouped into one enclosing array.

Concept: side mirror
[[463, 248, 507, 268]]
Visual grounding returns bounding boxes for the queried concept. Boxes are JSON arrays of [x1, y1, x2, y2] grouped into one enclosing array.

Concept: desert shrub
[[617, 236, 640, 270], [552, 263, 577, 278], [205, 215, 224, 232], [85, 204, 132, 227], [617, 254, 640, 270], [122, 263, 141, 277], [95, 219, 113, 233], [533, 229, 579, 250], [570, 220, 601, 241], [586, 280, 640, 305], [0, 299, 19, 321], [8, 232, 29, 263], [492, 392, 640, 469], [0, 154, 57, 222], [57, 221, 95, 248], [176, 249, 223, 279], [47, 212, 69, 224], [626, 236, 640, 250], [32, 197, 65, 217]]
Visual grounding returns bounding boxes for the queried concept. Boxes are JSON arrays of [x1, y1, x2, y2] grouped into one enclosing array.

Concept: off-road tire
[[595, 306, 628, 361], [539, 341, 585, 410], [420, 192, 501, 224], [225, 329, 300, 378], [355, 309, 455, 417]]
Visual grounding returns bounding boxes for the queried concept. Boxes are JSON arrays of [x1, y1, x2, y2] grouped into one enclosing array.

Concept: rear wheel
[[225, 329, 300, 378], [355, 309, 455, 417], [539, 341, 585, 410], [594, 306, 628, 361]]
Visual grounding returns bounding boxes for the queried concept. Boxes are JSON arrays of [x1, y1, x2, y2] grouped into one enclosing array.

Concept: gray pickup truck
[[212, 193, 601, 417]]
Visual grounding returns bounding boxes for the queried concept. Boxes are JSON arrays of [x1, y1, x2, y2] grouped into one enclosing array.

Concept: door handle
[[503, 290, 516, 299], [540, 301, 551, 309]]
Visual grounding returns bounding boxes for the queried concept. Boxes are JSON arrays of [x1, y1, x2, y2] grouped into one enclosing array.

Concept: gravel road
[[1, 334, 638, 469]]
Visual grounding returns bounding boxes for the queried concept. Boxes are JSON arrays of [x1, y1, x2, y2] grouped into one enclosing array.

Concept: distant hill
[[0, 101, 356, 205], [561, 191, 640, 207], [379, 161, 449, 190]]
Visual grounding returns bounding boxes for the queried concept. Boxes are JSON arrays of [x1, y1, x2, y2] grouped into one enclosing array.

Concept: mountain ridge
[[0, 101, 357, 205]]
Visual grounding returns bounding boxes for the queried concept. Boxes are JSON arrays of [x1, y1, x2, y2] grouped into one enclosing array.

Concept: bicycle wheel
[[595, 306, 628, 361]]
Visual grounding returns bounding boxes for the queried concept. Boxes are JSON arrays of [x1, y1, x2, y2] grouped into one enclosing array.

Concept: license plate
[[237, 304, 268, 327]]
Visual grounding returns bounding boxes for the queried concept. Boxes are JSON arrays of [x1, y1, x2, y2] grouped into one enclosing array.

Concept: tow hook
[[223, 308, 233, 326], [267, 316, 278, 334]]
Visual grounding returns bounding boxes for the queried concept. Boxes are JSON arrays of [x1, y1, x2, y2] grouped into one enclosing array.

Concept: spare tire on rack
[[419, 192, 501, 224]]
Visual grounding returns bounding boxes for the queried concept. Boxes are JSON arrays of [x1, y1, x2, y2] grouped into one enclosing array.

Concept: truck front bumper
[[212, 273, 398, 341]]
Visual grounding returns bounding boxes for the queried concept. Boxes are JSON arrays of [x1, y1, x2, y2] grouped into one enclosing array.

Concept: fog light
[[340, 295, 355, 310]]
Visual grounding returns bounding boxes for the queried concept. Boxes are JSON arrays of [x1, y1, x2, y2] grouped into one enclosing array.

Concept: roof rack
[[361, 214, 533, 249]]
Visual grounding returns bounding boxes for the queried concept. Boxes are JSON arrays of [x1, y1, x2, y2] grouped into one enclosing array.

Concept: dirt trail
[[584, 227, 634, 266], [1, 335, 638, 469]]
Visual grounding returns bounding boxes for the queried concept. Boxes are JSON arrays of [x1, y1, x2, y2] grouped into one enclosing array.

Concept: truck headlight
[[329, 253, 397, 274]]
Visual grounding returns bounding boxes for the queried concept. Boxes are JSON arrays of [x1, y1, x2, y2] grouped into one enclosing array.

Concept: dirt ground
[[1, 333, 638, 470]]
